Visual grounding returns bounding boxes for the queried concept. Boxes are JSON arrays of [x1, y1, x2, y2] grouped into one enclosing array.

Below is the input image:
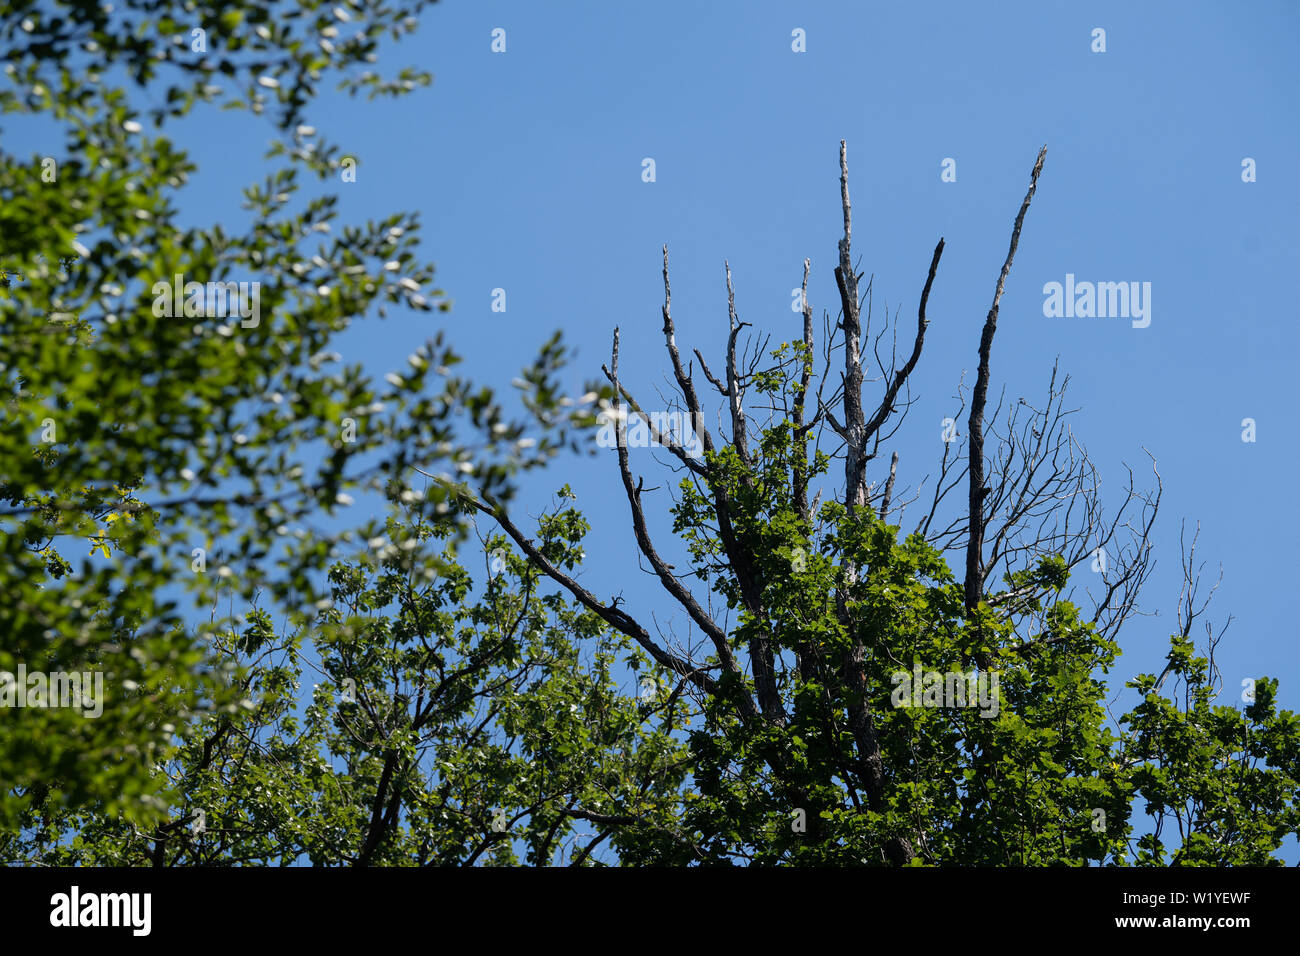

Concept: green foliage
[[618, 341, 1299, 866], [4, 2, 1294, 867], [7, 490, 691, 866], [0, 0, 595, 831]]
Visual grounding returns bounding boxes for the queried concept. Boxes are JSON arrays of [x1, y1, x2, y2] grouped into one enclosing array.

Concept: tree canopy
[[3, 1, 1296, 867]]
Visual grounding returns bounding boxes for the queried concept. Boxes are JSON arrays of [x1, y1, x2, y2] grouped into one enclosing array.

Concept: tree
[[6, 484, 691, 866], [1, 0, 595, 833], [461, 142, 1300, 865]]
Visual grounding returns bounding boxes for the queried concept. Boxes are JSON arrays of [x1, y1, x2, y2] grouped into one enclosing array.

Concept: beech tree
[[0, 0, 595, 831]]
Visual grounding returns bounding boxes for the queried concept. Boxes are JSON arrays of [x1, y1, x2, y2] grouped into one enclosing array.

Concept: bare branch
[[879, 451, 899, 520], [861, 239, 945, 457], [606, 328, 756, 722], [965, 145, 1048, 615], [447, 479, 722, 703]]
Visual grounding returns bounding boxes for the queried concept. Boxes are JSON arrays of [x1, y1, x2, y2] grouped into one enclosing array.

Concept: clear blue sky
[[13, 0, 1299, 860]]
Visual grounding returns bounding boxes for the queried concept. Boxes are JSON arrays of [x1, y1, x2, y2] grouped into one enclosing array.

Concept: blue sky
[[360, 0, 1294, 715], [11, 0, 1299, 860]]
